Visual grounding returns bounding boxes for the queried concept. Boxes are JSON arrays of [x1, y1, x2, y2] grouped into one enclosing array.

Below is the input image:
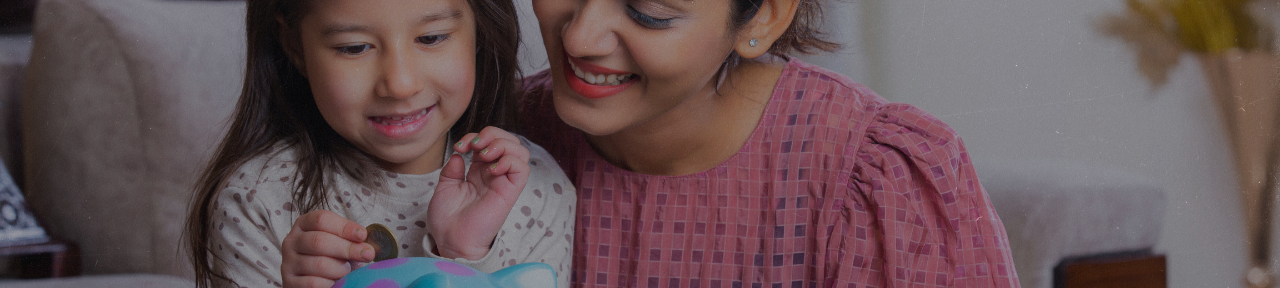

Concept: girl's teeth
[[375, 108, 429, 126]]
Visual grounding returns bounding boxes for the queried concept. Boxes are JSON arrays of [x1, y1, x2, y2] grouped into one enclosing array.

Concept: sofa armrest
[[976, 158, 1167, 288]]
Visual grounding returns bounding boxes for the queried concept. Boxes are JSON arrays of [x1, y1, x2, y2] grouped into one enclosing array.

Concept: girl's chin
[[372, 151, 441, 174]]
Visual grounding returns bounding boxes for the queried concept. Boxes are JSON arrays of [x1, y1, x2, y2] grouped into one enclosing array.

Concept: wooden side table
[[1055, 250, 1166, 288], [0, 239, 80, 279]]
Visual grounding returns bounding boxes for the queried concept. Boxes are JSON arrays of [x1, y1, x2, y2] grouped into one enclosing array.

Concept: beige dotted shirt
[[210, 138, 576, 288]]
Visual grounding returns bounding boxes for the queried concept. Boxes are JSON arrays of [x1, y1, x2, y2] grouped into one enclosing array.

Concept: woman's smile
[[563, 55, 638, 99]]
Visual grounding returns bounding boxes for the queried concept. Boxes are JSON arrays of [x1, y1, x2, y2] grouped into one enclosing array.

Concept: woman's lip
[[368, 106, 433, 139], [563, 57, 634, 99], [565, 55, 632, 75]]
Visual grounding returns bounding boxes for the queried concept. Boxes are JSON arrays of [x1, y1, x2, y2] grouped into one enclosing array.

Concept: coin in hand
[[363, 223, 399, 262]]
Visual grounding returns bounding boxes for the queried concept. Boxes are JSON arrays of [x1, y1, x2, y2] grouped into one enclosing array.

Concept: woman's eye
[[626, 5, 673, 29], [417, 34, 450, 46], [335, 44, 371, 55]]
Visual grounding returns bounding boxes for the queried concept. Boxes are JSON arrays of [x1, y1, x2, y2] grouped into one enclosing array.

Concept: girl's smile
[[368, 105, 435, 139]]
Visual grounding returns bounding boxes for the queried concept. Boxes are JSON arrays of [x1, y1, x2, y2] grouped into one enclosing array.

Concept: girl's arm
[[211, 152, 376, 288], [427, 128, 577, 286], [279, 210, 376, 288], [429, 126, 530, 260]]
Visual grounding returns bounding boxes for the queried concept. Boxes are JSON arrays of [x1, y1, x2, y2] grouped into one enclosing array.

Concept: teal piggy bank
[[333, 257, 555, 288]]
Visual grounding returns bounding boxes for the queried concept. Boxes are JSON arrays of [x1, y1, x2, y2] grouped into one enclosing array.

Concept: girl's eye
[[625, 5, 673, 29], [336, 44, 371, 55], [417, 34, 450, 46]]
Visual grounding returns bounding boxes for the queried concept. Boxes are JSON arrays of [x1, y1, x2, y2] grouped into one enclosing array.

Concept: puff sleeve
[[842, 103, 1020, 288]]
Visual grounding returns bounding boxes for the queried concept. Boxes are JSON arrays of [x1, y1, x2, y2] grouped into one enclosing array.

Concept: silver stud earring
[[749, 39, 758, 47]]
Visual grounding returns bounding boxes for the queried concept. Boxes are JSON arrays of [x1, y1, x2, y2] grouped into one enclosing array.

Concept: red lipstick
[[563, 55, 636, 99]]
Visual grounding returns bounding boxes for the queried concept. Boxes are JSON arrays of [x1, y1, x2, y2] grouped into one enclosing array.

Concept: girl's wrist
[[430, 234, 492, 261], [436, 243, 489, 261]]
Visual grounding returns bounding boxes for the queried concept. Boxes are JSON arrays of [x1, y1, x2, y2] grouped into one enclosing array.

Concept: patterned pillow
[[0, 158, 48, 246]]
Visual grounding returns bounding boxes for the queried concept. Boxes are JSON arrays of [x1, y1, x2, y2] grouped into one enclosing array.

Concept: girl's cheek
[[436, 52, 477, 105]]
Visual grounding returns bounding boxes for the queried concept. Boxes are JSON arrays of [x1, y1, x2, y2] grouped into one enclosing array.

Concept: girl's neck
[[374, 137, 449, 175], [585, 57, 786, 176]]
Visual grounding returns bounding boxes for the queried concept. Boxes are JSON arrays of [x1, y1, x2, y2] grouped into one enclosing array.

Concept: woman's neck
[[585, 57, 787, 176]]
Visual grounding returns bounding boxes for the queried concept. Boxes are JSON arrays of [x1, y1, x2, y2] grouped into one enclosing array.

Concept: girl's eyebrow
[[322, 24, 371, 36], [417, 9, 463, 25], [321, 9, 463, 36]]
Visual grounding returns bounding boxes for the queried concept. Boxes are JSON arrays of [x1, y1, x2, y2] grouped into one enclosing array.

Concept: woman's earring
[[749, 39, 758, 47]]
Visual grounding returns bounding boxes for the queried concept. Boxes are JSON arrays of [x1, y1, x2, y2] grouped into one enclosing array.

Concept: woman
[[518, 0, 1021, 285]]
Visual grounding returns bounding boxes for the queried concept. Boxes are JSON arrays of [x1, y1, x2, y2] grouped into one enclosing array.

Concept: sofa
[[4, 0, 1167, 287]]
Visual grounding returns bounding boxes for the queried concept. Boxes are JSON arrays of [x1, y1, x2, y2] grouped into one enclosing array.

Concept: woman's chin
[[552, 100, 626, 137], [560, 113, 624, 137]]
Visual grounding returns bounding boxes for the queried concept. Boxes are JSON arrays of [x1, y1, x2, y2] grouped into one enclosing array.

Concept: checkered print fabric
[[520, 59, 1019, 288]]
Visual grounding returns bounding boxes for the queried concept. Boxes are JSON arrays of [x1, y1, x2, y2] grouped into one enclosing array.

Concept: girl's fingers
[[293, 210, 367, 243], [290, 230, 375, 262], [460, 127, 523, 154], [283, 254, 352, 281], [474, 137, 529, 163], [452, 133, 480, 153], [439, 154, 468, 182], [488, 152, 530, 178]]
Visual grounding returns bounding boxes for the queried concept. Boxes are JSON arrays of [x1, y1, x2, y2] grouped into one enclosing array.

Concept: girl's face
[[298, 0, 477, 174], [532, 0, 741, 136]]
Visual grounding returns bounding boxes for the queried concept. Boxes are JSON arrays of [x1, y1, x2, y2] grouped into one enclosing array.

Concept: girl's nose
[[561, 0, 619, 58], [377, 47, 423, 99]]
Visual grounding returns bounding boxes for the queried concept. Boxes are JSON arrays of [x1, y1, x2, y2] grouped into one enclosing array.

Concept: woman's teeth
[[374, 108, 428, 126], [570, 61, 634, 86]]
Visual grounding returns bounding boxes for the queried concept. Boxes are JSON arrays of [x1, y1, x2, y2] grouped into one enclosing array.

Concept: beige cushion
[[22, 0, 245, 277]]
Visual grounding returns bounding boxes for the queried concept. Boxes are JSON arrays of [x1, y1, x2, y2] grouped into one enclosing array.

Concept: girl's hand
[[430, 126, 531, 260], [280, 210, 375, 288]]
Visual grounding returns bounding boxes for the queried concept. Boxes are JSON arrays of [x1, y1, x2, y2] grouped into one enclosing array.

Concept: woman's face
[[297, 0, 477, 174], [532, 0, 743, 136]]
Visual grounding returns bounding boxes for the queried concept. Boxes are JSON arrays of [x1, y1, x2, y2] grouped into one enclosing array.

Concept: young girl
[[519, 0, 1020, 286], [183, 0, 574, 287]]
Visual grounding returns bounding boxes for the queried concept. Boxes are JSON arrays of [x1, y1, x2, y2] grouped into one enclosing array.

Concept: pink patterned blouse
[[520, 58, 1020, 288]]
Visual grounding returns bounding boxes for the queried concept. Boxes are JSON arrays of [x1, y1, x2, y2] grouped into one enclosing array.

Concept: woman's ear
[[733, 0, 800, 59], [278, 16, 309, 77]]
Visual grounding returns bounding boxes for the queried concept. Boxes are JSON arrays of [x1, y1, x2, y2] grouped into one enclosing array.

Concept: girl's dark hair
[[730, 0, 838, 56], [183, 0, 521, 286]]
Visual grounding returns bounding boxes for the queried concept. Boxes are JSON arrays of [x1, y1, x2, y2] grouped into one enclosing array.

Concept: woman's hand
[[430, 126, 531, 260], [280, 210, 375, 288]]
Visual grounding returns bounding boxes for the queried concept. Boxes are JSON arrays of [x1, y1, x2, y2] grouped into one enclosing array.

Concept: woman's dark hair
[[183, 0, 521, 286], [730, 0, 838, 56]]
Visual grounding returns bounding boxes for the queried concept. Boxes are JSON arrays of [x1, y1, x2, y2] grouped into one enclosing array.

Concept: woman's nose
[[377, 47, 423, 99], [561, 0, 619, 58]]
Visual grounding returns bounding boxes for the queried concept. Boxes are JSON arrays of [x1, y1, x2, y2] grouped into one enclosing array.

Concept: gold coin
[[363, 223, 399, 262]]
